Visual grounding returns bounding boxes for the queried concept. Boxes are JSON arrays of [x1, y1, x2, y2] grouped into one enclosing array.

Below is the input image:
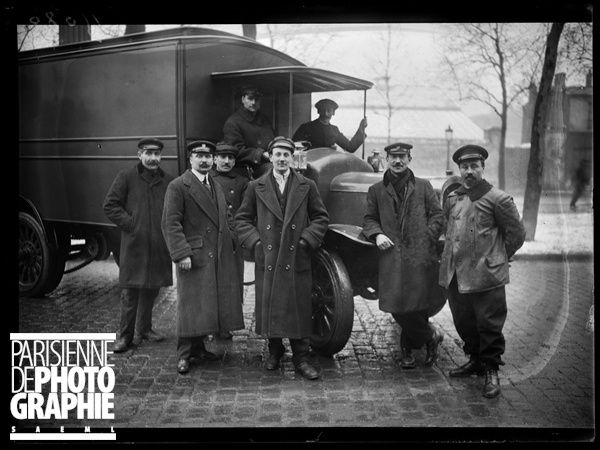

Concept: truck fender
[[325, 223, 375, 247]]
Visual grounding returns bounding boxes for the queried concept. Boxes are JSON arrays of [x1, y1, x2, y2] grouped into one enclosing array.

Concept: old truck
[[19, 26, 452, 356]]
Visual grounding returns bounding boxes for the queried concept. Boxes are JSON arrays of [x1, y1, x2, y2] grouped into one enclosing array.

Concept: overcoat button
[[289, 245, 295, 251], [266, 225, 271, 230], [291, 224, 296, 230], [207, 227, 212, 233], [285, 265, 290, 271], [228, 204, 233, 209], [267, 244, 273, 250], [230, 189, 235, 194], [209, 252, 214, 258], [267, 265, 273, 271]]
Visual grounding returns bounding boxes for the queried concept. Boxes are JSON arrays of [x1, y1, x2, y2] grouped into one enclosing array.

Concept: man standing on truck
[[292, 98, 367, 152], [162, 140, 245, 374], [439, 145, 525, 398], [223, 85, 275, 180], [209, 141, 249, 339], [235, 136, 329, 380], [103, 138, 174, 353], [362, 142, 446, 370]]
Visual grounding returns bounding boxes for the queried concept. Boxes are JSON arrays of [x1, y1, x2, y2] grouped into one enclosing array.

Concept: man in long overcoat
[[362, 142, 445, 369], [162, 140, 245, 374], [103, 138, 174, 353], [235, 136, 329, 380], [439, 145, 525, 398], [223, 85, 275, 179], [210, 142, 249, 338]]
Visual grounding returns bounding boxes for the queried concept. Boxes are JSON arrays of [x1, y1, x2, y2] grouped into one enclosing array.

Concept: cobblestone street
[[17, 254, 594, 438]]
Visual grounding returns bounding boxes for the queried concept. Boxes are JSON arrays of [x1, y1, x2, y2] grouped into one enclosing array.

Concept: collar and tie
[[273, 170, 290, 194], [191, 169, 214, 198]]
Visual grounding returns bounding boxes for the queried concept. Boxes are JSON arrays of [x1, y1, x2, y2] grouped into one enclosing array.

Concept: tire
[[19, 212, 58, 297], [84, 233, 111, 260], [310, 248, 355, 356], [42, 229, 69, 294]]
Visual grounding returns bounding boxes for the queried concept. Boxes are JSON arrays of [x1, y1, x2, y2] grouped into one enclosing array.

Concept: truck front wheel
[[310, 248, 354, 356], [19, 212, 64, 297]]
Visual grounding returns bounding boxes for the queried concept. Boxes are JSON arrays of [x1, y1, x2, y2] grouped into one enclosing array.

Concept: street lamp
[[445, 125, 454, 176]]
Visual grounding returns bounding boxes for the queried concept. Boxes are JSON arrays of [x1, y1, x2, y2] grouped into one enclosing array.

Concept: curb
[[513, 253, 593, 262]]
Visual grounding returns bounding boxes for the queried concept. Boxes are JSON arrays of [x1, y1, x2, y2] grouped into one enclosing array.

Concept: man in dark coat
[[439, 145, 525, 399], [210, 142, 249, 338], [103, 138, 174, 353], [362, 142, 445, 369], [292, 98, 367, 153], [162, 140, 245, 374], [223, 85, 275, 179], [570, 157, 591, 211], [235, 136, 329, 380]]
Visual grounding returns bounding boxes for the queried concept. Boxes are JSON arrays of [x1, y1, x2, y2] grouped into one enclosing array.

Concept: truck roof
[[19, 26, 373, 94], [18, 26, 301, 63]]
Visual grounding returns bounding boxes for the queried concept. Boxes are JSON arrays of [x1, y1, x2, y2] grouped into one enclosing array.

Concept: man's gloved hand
[[298, 238, 310, 251]]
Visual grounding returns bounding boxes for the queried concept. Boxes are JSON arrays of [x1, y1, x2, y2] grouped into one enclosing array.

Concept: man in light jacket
[[439, 144, 525, 398]]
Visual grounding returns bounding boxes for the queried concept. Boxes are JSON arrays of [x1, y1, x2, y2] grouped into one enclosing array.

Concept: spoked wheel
[[310, 248, 354, 356], [19, 212, 63, 297]]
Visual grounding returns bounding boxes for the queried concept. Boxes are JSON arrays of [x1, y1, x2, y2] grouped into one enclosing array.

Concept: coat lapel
[[384, 182, 399, 211], [283, 172, 309, 227], [255, 170, 284, 222], [183, 171, 219, 227]]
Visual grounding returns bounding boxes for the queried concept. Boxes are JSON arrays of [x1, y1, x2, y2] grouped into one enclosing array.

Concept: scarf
[[383, 168, 414, 201], [455, 179, 493, 202]]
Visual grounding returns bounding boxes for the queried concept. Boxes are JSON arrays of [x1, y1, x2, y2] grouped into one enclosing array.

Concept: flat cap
[[315, 98, 339, 111], [452, 145, 488, 164], [137, 138, 164, 151], [384, 142, 413, 155], [268, 136, 295, 154], [240, 85, 262, 98], [214, 142, 238, 156], [187, 140, 216, 154]]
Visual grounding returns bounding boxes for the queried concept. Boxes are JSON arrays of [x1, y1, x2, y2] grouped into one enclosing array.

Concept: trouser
[[447, 276, 507, 370], [177, 336, 208, 360], [118, 287, 159, 343], [236, 253, 245, 303], [570, 183, 586, 206], [268, 337, 310, 366], [392, 310, 434, 349]]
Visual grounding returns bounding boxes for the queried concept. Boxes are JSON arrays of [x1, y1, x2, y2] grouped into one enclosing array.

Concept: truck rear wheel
[[19, 212, 63, 297], [310, 248, 354, 356]]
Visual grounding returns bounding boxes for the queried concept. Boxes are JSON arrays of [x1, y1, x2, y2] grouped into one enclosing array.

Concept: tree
[[442, 23, 546, 190], [261, 24, 336, 67], [558, 22, 592, 83], [522, 23, 565, 241], [369, 24, 409, 145]]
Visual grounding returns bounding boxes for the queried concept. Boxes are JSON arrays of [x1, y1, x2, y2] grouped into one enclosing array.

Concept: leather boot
[[265, 354, 281, 371], [449, 358, 485, 377], [483, 367, 501, 398], [400, 347, 416, 369], [113, 337, 130, 353], [424, 327, 444, 366], [295, 361, 320, 380]]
